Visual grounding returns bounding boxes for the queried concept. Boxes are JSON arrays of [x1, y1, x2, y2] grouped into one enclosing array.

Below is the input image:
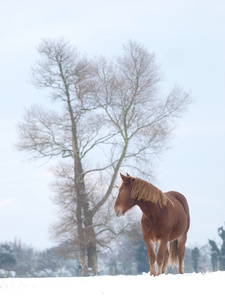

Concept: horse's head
[[114, 173, 136, 217]]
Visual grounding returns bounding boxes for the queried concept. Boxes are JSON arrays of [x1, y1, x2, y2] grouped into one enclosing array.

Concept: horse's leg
[[177, 234, 187, 274], [156, 239, 168, 276], [162, 247, 169, 274], [145, 240, 156, 276]]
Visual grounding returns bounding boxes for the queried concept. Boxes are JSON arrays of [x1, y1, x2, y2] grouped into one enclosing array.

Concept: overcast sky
[[1, 0, 225, 250]]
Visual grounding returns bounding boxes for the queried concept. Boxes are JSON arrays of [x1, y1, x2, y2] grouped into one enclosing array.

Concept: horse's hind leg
[[177, 234, 187, 274]]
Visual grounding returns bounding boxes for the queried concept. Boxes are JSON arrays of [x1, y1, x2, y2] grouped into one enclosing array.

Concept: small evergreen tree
[[218, 227, 225, 270], [209, 224, 225, 271], [0, 243, 16, 271], [191, 247, 200, 273], [134, 239, 149, 274], [126, 222, 149, 274]]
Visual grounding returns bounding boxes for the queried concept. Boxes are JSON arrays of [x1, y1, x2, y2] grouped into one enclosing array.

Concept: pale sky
[[1, 0, 225, 250]]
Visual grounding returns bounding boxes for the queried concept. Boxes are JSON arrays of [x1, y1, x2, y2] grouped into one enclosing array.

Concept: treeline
[[0, 241, 81, 278], [1, 224, 224, 277]]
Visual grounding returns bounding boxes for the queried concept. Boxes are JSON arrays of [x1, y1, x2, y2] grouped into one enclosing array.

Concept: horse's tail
[[168, 240, 178, 267]]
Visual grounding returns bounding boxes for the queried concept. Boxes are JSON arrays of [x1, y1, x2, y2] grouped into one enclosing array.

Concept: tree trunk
[[66, 90, 90, 276], [73, 158, 89, 276], [73, 135, 90, 276], [88, 242, 98, 275], [84, 211, 98, 275], [68, 104, 98, 275]]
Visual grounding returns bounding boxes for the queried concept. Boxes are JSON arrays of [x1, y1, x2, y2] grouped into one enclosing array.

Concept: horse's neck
[[137, 199, 161, 218]]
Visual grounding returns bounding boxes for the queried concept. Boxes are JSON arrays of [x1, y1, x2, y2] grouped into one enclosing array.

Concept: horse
[[114, 173, 190, 276]]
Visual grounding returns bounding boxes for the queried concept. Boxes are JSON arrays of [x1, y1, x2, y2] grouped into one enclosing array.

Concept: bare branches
[[17, 105, 73, 160], [91, 40, 191, 180]]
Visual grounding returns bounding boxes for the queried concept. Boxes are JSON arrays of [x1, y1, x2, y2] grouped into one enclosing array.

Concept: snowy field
[[0, 272, 224, 300]]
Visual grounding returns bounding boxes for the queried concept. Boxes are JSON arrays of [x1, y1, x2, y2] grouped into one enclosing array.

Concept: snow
[[0, 272, 224, 299]]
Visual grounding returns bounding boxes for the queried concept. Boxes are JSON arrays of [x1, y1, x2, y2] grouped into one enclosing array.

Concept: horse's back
[[165, 191, 190, 230]]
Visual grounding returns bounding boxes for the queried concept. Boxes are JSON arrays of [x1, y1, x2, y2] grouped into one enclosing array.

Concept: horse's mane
[[131, 177, 167, 208]]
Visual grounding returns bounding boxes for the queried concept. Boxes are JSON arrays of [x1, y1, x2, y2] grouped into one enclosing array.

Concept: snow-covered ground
[[0, 272, 224, 300]]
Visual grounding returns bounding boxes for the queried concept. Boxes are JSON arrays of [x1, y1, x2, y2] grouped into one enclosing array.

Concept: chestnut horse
[[114, 173, 190, 276]]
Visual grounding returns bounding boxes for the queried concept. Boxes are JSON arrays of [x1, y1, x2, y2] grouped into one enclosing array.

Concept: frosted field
[[0, 272, 224, 300]]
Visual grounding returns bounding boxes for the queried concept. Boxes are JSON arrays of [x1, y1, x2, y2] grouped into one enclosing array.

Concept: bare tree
[[17, 38, 191, 276], [92, 41, 189, 176]]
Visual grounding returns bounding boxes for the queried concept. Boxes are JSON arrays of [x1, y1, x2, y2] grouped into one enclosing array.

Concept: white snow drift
[[0, 271, 224, 300]]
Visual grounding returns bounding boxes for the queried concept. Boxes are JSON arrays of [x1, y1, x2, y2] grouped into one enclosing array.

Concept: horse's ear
[[120, 173, 130, 183], [126, 173, 131, 177], [120, 173, 126, 181]]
